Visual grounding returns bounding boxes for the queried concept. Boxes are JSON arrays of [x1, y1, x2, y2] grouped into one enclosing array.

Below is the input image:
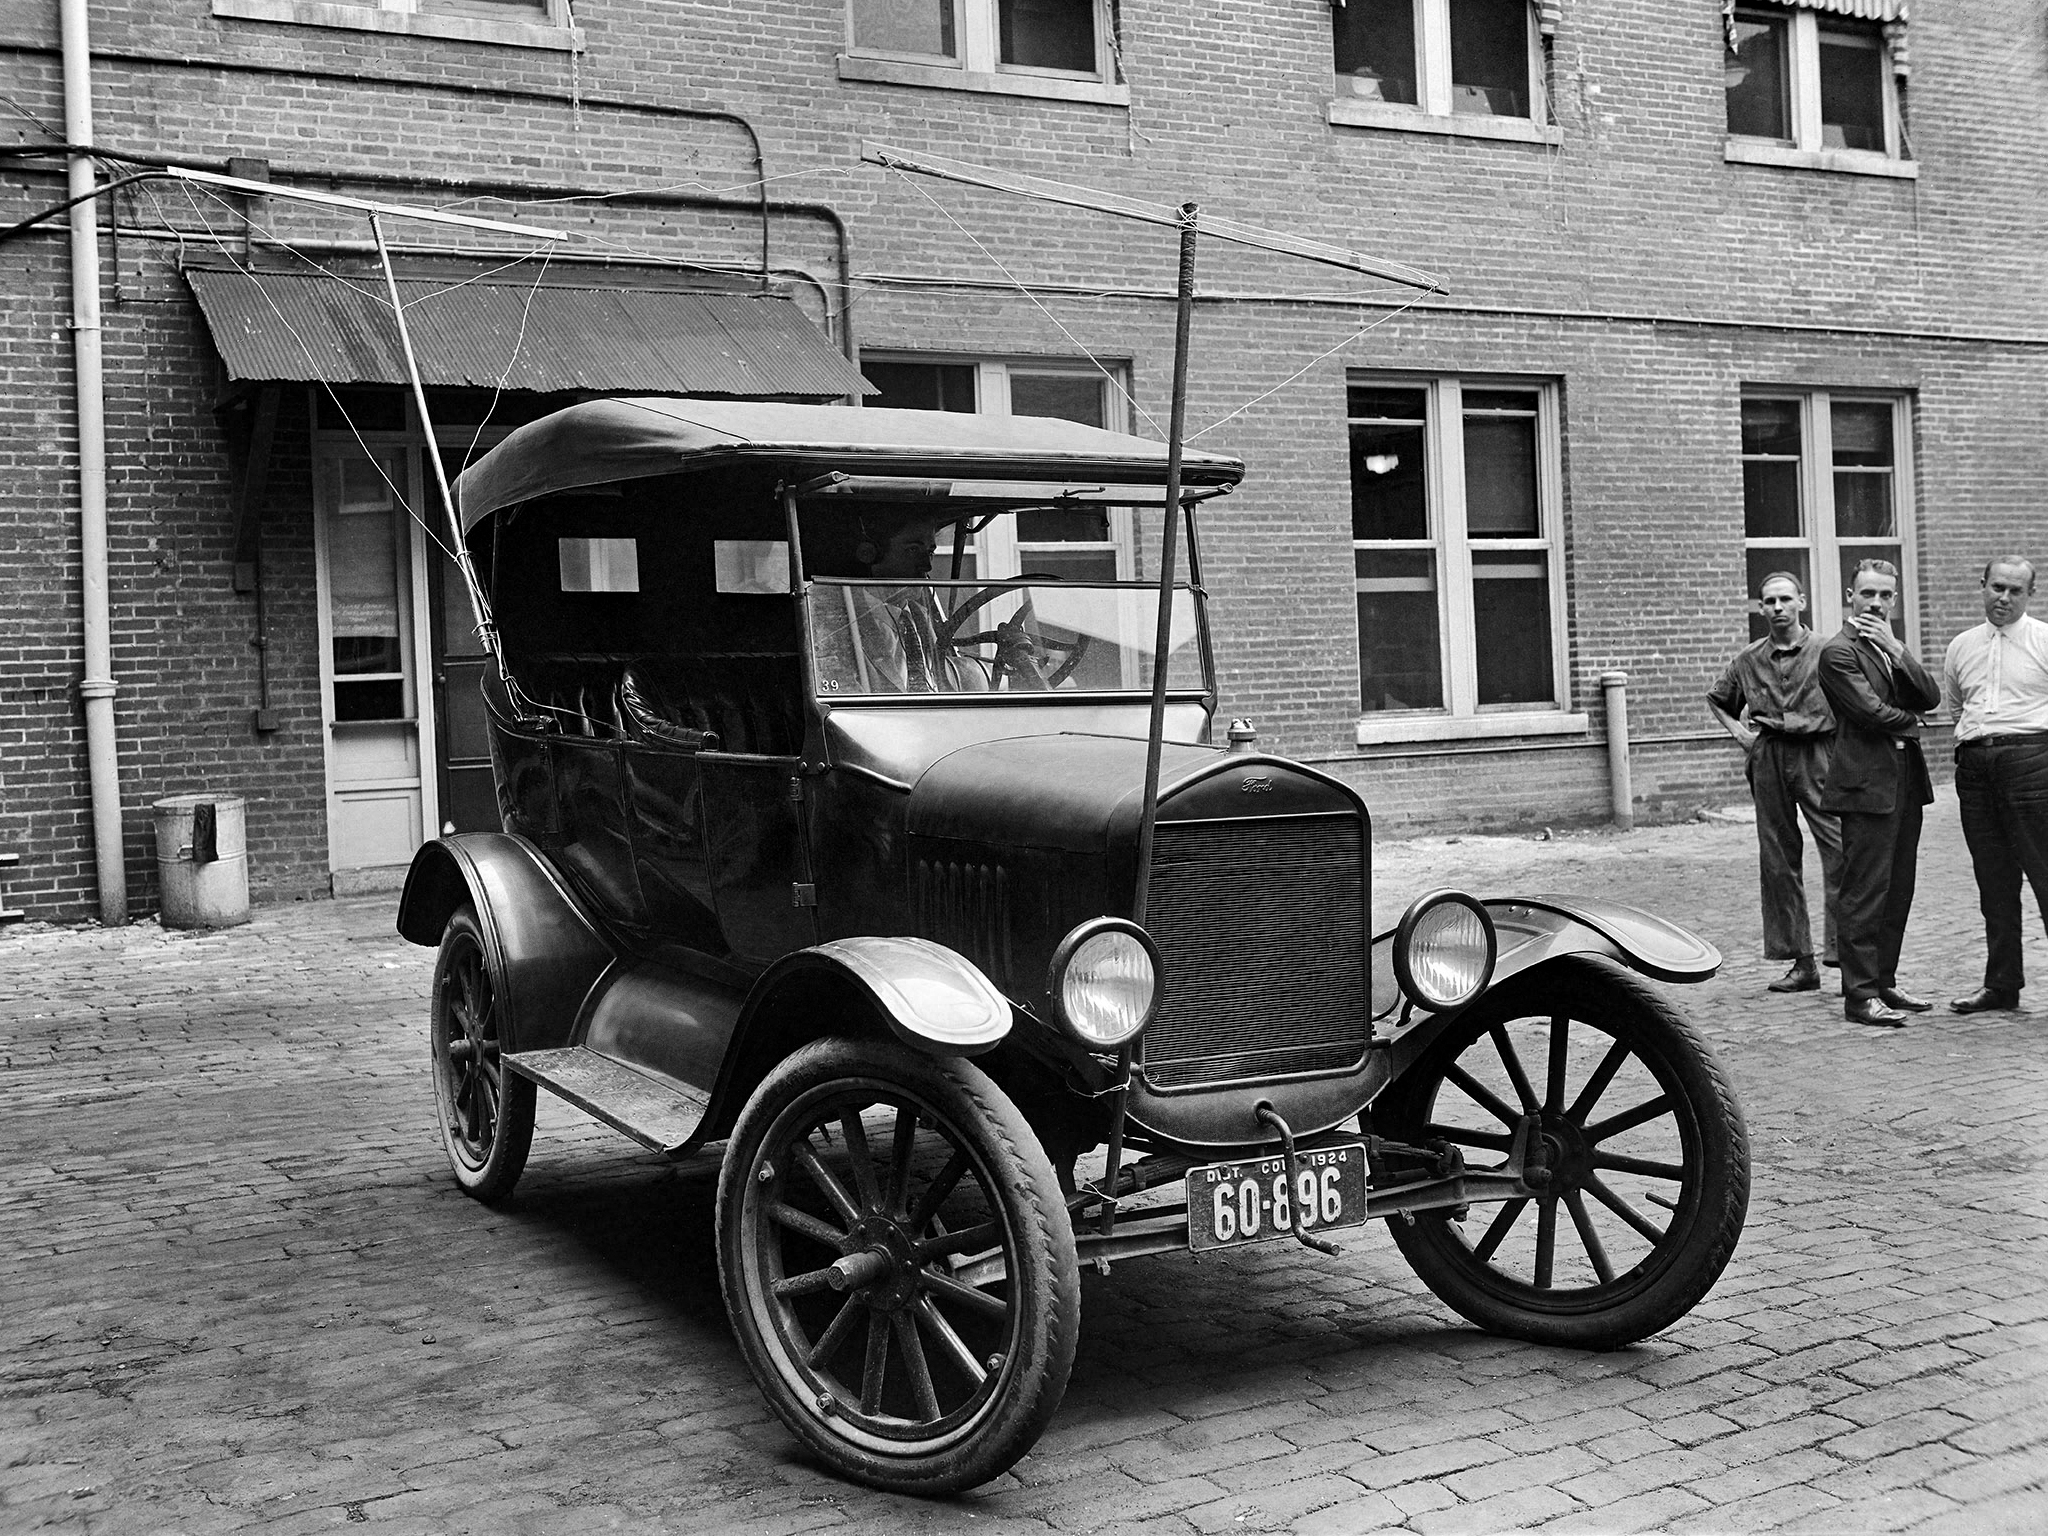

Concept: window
[[841, 0, 1126, 106], [211, 0, 578, 51], [1725, 5, 1912, 177], [1330, 0, 1558, 144], [863, 357, 1132, 585], [1350, 378, 1576, 741], [1740, 391, 1915, 644]]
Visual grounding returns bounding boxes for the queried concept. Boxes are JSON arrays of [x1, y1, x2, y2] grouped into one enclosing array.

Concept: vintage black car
[[397, 398, 1749, 1494]]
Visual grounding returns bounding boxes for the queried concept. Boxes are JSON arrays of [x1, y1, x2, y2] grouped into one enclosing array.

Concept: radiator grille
[[1141, 815, 1368, 1090]]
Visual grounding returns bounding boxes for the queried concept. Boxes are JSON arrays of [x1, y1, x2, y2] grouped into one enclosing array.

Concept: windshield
[[808, 580, 1202, 696], [797, 499, 1208, 698]]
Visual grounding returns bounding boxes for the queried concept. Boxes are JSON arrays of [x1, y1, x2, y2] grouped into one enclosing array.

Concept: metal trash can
[[151, 794, 250, 929]]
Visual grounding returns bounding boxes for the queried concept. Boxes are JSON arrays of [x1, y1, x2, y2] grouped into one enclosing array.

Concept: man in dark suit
[[1817, 559, 1942, 1027]]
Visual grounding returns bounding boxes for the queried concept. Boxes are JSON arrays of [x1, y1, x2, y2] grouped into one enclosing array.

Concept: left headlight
[[1046, 918, 1160, 1049], [1393, 891, 1497, 1012]]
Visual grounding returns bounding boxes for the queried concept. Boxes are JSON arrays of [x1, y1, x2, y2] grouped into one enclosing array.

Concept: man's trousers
[[1748, 732, 1842, 963], [1837, 795, 1923, 1005], [1955, 736, 2048, 996]]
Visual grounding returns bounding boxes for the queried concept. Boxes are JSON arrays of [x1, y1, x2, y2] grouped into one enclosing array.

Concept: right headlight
[[1393, 891, 1497, 1012], [1046, 917, 1160, 1050]]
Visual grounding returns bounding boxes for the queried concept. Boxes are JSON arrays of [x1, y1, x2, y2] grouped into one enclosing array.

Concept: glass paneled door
[[314, 445, 432, 882]]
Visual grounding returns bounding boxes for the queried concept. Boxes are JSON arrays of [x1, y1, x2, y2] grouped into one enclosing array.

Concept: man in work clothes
[[1707, 571, 1842, 993], [1818, 559, 1942, 1028], [1942, 555, 2048, 1014]]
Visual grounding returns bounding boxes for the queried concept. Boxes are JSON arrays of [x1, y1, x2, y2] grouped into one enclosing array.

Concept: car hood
[[906, 733, 1360, 853]]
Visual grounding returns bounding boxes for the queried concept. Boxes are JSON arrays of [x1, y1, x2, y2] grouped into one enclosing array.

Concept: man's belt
[[1958, 732, 2048, 749]]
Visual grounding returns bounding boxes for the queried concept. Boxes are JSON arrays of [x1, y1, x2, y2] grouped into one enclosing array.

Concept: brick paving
[[4, 786, 2045, 1534]]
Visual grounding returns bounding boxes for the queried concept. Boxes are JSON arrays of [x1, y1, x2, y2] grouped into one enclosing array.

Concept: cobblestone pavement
[[5, 788, 2045, 1536]]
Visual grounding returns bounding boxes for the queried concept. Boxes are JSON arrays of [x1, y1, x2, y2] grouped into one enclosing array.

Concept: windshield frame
[[782, 483, 1217, 710]]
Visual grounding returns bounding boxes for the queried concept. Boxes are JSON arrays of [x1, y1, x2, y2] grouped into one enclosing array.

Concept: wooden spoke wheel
[[1373, 959, 1749, 1349], [718, 1038, 1079, 1495], [428, 904, 535, 1203]]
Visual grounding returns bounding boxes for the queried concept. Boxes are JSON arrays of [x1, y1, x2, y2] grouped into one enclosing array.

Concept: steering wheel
[[936, 576, 1093, 690]]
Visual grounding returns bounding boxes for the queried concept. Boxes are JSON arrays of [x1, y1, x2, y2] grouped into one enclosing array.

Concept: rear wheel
[[1374, 959, 1748, 1349], [428, 904, 535, 1203], [717, 1038, 1080, 1495]]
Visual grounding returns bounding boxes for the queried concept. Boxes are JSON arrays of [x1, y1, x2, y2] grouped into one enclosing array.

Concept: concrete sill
[[212, 0, 582, 52], [1327, 99, 1562, 146], [1723, 139, 1917, 179], [837, 54, 1129, 107], [1356, 711, 1591, 746]]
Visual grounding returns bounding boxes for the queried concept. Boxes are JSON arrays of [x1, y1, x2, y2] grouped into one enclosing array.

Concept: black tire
[[428, 904, 535, 1203], [717, 1038, 1080, 1495], [1373, 958, 1748, 1349]]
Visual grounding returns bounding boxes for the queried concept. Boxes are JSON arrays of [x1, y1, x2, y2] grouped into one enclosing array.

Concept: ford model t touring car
[[396, 397, 1749, 1494]]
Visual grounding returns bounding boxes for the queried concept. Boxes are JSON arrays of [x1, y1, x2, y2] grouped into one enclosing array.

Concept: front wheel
[[428, 904, 535, 1203], [1373, 959, 1748, 1349], [717, 1038, 1080, 1495]]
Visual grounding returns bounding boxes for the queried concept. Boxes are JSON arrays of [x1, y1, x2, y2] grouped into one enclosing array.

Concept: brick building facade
[[3, 0, 2044, 921]]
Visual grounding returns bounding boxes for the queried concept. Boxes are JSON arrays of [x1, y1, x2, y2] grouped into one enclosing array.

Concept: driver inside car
[[849, 512, 1052, 693]]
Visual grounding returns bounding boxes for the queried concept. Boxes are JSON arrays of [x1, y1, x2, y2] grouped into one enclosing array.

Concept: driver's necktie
[[895, 605, 933, 692]]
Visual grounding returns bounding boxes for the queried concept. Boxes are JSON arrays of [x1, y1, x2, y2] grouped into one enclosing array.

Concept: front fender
[[751, 937, 1012, 1059], [1485, 894, 1721, 987], [394, 833, 617, 1055]]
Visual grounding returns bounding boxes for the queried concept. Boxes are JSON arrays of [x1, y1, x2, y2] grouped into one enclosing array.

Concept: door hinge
[[791, 882, 818, 908]]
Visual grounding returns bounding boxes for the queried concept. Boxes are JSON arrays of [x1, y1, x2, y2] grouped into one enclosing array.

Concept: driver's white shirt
[[849, 586, 987, 693]]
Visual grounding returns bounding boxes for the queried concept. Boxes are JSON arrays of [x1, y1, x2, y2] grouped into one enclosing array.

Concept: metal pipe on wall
[[59, 0, 127, 924]]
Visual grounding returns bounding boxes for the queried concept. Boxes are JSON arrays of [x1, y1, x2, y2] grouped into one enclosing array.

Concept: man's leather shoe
[[1878, 986, 1933, 1013], [1950, 987, 2020, 1014], [1845, 998, 1908, 1028], [1769, 959, 1821, 993]]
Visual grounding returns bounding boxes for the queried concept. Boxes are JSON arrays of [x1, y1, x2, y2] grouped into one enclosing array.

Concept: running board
[[504, 1047, 709, 1156]]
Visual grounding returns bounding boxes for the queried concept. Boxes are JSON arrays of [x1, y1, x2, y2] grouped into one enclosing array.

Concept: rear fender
[[704, 938, 1011, 1139], [395, 833, 617, 1055]]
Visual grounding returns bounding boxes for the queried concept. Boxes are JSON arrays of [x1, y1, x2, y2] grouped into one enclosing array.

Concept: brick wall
[[3, 0, 2044, 915]]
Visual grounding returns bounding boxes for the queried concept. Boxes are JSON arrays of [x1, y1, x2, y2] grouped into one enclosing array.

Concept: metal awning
[[184, 261, 870, 398]]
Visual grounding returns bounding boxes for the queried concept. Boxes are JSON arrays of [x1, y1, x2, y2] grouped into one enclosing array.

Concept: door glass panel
[[1356, 549, 1442, 712], [1471, 550, 1553, 705], [329, 453, 410, 723], [1741, 399, 1803, 539], [1334, 0, 1419, 105], [1831, 401, 1895, 537]]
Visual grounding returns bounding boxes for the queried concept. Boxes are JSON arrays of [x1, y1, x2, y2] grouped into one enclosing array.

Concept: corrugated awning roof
[[183, 262, 870, 399]]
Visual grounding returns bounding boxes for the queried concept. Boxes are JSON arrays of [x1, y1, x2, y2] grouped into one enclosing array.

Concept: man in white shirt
[[1942, 556, 2048, 1014]]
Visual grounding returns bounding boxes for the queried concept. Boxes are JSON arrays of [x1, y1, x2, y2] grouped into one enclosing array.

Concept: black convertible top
[[454, 397, 1245, 530]]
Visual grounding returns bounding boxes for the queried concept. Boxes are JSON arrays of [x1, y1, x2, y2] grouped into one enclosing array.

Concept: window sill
[[1355, 711, 1590, 746], [212, 0, 582, 52], [1723, 139, 1917, 180], [838, 54, 1129, 107], [1327, 99, 1562, 146]]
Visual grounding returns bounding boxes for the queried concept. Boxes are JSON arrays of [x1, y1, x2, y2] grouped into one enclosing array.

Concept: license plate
[[1185, 1142, 1370, 1252]]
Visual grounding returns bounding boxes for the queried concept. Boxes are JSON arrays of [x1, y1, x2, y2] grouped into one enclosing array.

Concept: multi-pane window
[[1350, 378, 1565, 725], [1334, 0, 1544, 123], [862, 357, 1130, 586], [848, 0, 1110, 81], [1740, 392, 1914, 643], [1726, 6, 1905, 163]]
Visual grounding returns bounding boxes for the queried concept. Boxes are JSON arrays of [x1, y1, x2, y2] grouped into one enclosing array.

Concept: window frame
[[839, 0, 1129, 107], [1350, 375, 1580, 745], [211, 0, 579, 51], [1328, 0, 1561, 147], [1724, 5, 1914, 179], [1739, 388, 1919, 648]]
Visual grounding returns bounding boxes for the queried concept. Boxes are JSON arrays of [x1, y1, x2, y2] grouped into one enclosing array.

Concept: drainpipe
[[60, 0, 126, 923]]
